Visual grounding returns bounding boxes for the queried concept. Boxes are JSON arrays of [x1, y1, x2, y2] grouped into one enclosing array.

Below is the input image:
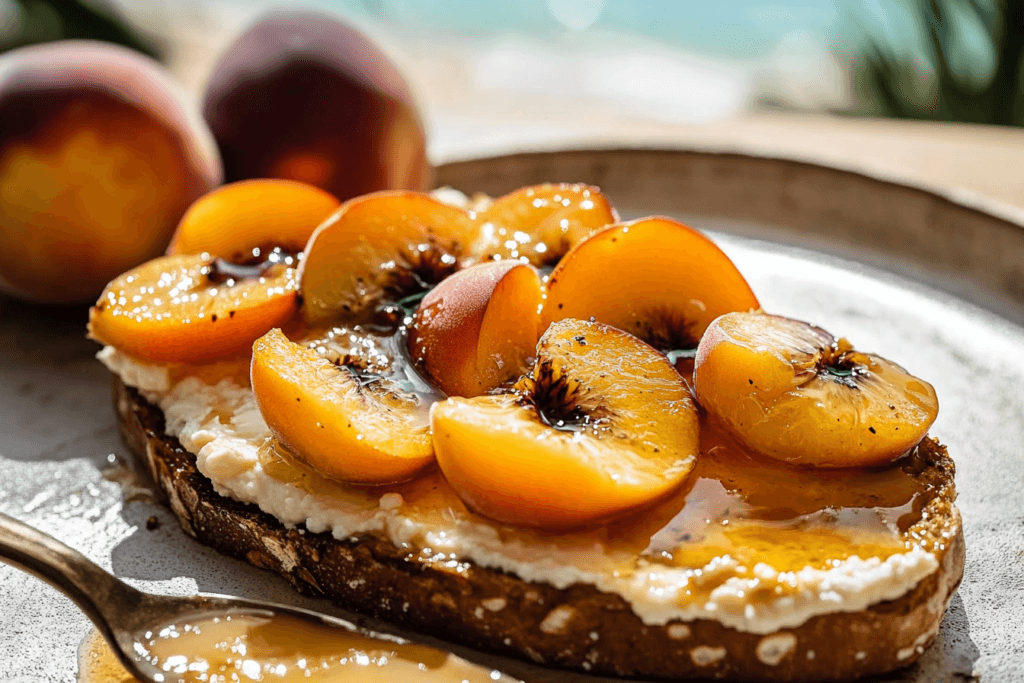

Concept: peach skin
[[409, 260, 543, 397]]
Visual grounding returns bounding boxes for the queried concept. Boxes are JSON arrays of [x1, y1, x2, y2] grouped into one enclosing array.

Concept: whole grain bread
[[114, 376, 964, 682]]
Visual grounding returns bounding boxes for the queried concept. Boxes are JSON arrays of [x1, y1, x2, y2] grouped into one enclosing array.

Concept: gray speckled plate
[[2, 149, 1022, 682]]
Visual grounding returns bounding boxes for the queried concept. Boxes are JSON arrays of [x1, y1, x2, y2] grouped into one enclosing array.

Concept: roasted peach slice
[[299, 192, 474, 325], [694, 312, 939, 468], [408, 260, 543, 397], [469, 184, 617, 265], [89, 253, 297, 363], [251, 328, 435, 484], [545, 218, 759, 351], [431, 319, 699, 530], [168, 179, 340, 258]]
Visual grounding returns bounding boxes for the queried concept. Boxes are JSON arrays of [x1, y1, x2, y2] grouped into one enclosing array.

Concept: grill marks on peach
[[251, 328, 435, 485], [298, 187, 617, 327], [430, 319, 700, 530], [91, 184, 940, 533], [694, 312, 939, 468], [544, 218, 759, 352], [88, 254, 297, 364], [298, 192, 474, 325]]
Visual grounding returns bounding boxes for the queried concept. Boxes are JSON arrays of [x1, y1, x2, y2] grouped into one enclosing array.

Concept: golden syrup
[[244, 324, 935, 603], [630, 421, 927, 569], [78, 614, 517, 683], [256, 412, 931, 579], [79, 629, 135, 683]]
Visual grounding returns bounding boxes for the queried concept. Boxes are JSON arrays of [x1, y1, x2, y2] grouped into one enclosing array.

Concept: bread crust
[[114, 376, 965, 681]]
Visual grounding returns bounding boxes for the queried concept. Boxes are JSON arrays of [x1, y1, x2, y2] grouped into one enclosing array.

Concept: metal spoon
[[0, 511, 409, 682]]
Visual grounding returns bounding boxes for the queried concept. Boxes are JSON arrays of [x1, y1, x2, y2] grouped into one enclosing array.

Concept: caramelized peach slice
[[694, 312, 939, 468], [469, 184, 617, 265], [251, 328, 435, 484], [89, 254, 297, 363], [408, 260, 543, 397], [545, 218, 759, 351], [299, 192, 474, 324], [431, 319, 699, 530], [168, 179, 340, 258]]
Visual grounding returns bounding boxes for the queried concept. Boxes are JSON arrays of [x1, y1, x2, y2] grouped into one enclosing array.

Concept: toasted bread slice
[[114, 376, 964, 682]]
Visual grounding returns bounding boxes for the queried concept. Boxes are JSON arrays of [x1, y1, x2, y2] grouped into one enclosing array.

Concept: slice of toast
[[114, 375, 965, 682]]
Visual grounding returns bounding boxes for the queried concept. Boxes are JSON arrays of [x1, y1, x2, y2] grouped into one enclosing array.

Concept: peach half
[[469, 184, 617, 265], [89, 253, 297, 364], [694, 312, 939, 468], [251, 328, 434, 485], [168, 179, 340, 258], [431, 319, 699, 530], [408, 260, 543, 398], [298, 192, 474, 325], [545, 218, 759, 351]]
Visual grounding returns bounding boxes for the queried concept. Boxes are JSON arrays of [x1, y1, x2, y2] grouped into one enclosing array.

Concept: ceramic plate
[[1, 148, 1021, 681]]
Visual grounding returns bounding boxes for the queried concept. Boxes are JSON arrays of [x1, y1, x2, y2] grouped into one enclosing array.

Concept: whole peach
[[202, 11, 430, 201], [0, 41, 222, 304]]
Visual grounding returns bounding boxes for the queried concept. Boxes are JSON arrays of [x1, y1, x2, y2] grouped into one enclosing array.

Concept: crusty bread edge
[[114, 376, 965, 682]]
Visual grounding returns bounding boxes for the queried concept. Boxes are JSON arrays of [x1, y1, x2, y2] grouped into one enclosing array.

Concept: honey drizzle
[[172, 320, 935, 607], [77, 614, 514, 682], [258, 412, 931, 578]]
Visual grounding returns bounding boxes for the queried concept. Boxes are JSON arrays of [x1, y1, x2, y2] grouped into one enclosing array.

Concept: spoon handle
[[0, 511, 142, 644]]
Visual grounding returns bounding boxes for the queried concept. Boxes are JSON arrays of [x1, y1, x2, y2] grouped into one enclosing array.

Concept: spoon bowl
[[0, 511, 500, 682]]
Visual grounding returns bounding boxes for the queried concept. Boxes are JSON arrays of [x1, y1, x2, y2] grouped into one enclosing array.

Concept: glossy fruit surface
[[431, 319, 699, 530], [694, 312, 939, 468], [251, 328, 435, 484], [469, 184, 617, 265], [89, 253, 297, 363], [409, 260, 543, 397], [298, 192, 473, 325], [168, 179, 340, 258], [0, 41, 221, 303], [203, 11, 429, 201], [545, 217, 759, 351]]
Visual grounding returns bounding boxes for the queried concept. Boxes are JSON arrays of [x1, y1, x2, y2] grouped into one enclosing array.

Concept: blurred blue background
[[1, 0, 1020, 126]]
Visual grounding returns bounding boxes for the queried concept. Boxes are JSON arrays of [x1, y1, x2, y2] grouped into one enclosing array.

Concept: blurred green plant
[[856, 0, 1023, 125], [0, 0, 162, 59]]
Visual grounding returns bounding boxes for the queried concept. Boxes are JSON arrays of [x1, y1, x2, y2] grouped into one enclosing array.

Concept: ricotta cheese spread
[[100, 347, 940, 635]]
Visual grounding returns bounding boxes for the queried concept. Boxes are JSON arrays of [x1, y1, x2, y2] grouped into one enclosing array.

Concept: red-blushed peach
[[408, 260, 543, 397], [694, 311, 939, 468], [0, 41, 221, 303], [168, 179, 340, 258], [431, 319, 699, 530], [202, 11, 429, 202], [544, 217, 760, 351]]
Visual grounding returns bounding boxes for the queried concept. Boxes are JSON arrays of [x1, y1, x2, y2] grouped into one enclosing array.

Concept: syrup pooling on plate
[[77, 614, 518, 682]]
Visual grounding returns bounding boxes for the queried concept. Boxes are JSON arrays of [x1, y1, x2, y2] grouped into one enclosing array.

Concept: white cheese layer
[[101, 347, 939, 635]]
